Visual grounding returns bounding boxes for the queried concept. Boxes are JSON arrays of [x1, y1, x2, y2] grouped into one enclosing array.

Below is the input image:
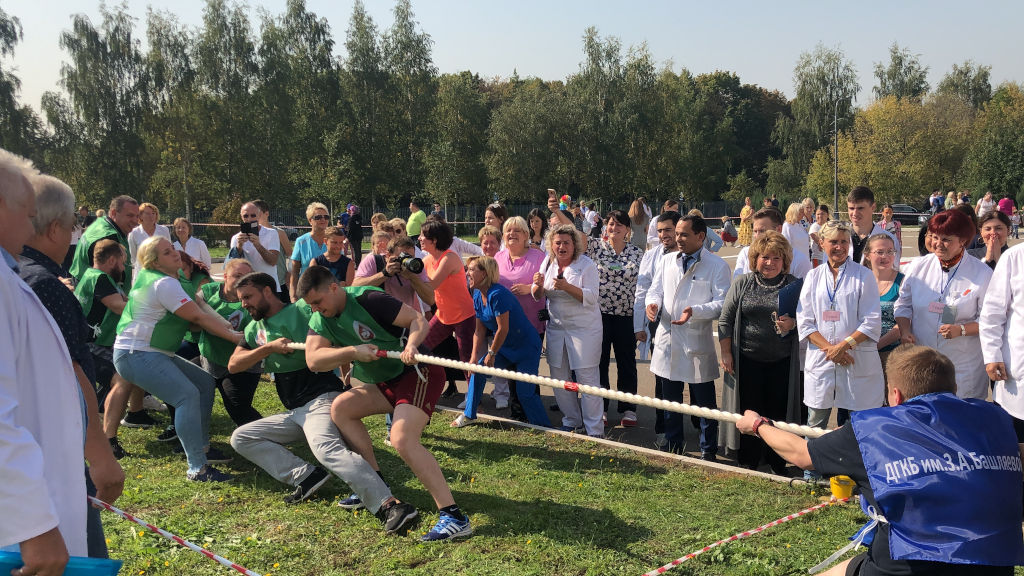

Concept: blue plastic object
[[0, 551, 122, 576]]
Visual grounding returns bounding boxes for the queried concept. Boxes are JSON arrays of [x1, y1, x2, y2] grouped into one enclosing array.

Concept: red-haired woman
[[895, 209, 992, 400]]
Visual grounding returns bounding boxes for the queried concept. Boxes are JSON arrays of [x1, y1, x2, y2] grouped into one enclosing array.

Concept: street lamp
[[833, 98, 841, 221]]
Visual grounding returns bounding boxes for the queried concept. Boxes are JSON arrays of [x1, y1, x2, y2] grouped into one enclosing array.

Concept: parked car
[[888, 204, 928, 226], [272, 222, 300, 241]]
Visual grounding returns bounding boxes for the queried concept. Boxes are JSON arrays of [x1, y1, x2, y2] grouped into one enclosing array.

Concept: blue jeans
[[464, 347, 550, 427], [85, 467, 107, 558], [113, 349, 215, 474], [662, 379, 718, 456]]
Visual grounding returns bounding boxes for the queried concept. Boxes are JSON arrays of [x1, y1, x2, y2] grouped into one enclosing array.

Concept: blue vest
[[851, 393, 1024, 566]]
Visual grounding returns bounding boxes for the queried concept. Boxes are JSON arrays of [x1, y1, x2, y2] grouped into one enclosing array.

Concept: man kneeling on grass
[[226, 272, 417, 535], [737, 344, 1024, 576], [298, 266, 472, 542]]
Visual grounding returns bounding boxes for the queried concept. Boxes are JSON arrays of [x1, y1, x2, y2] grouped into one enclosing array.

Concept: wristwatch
[[960, 324, 966, 337], [752, 416, 774, 438], [486, 349, 496, 357], [844, 336, 857, 349]]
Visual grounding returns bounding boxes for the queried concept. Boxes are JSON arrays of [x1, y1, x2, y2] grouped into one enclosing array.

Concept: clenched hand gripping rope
[[88, 496, 264, 576]]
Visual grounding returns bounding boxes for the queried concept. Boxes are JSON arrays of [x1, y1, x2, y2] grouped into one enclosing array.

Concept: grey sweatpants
[[230, 392, 392, 513]]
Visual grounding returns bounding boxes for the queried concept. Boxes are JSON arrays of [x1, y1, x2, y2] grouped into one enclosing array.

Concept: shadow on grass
[[452, 489, 653, 555], [424, 422, 673, 478]]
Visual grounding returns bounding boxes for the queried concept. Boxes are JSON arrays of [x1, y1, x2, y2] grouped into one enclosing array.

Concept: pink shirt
[[496, 247, 547, 334], [998, 197, 1015, 216]]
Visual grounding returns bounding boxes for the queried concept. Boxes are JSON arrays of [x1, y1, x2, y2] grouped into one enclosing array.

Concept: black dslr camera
[[393, 252, 424, 274]]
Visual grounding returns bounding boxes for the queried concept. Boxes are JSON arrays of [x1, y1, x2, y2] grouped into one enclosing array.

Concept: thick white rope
[[286, 343, 828, 438]]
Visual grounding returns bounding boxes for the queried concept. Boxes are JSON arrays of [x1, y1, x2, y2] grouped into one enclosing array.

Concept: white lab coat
[[895, 252, 992, 400], [733, 244, 812, 280], [541, 254, 603, 369], [646, 248, 731, 383], [0, 262, 86, 555], [797, 258, 884, 411], [632, 245, 674, 332], [980, 244, 1024, 419]]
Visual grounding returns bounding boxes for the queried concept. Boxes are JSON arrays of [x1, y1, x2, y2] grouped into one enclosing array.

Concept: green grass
[[105, 384, 877, 575]]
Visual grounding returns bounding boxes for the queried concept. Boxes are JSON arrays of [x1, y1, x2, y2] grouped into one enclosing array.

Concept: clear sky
[[5, 0, 1022, 113]]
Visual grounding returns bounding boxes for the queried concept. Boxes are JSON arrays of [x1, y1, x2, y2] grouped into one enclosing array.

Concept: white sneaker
[[495, 398, 509, 410], [450, 414, 476, 428], [457, 399, 467, 409], [142, 395, 167, 412]]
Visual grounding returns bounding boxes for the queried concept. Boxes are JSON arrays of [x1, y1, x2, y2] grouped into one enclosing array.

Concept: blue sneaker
[[421, 512, 472, 542], [337, 493, 365, 510]]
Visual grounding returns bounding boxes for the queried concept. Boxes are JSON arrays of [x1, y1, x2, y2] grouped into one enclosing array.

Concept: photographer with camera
[[227, 202, 281, 293], [353, 236, 434, 311]]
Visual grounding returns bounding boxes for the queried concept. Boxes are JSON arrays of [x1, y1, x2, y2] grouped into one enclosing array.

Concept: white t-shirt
[[808, 222, 824, 261], [127, 225, 172, 282], [114, 276, 191, 354], [228, 225, 281, 290]]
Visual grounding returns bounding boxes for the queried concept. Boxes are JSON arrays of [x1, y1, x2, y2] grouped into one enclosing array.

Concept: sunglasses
[[312, 214, 330, 221], [823, 220, 851, 231]]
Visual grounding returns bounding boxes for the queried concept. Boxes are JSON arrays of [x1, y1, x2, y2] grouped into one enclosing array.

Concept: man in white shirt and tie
[[646, 214, 731, 460]]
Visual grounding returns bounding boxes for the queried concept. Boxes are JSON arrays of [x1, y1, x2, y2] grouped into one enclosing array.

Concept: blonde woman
[[782, 203, 810, 260], [113, 237, 243, 481], [127, 202, 171, 282], [628, 198, 650, 249], [531, 225, 604, 437], [738, 197, 754, 246]]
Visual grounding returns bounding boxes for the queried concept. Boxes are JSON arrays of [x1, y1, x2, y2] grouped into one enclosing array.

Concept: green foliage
[[873, 43, 929, 101], [769, 44, 859, 197], [4, 2, 1014, 220], [937, 60, 992, 110], [962, 83, 1024, 198]]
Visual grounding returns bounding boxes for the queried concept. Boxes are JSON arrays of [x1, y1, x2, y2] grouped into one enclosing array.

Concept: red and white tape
[[89, 496, 263, 576], [641, 497, 851, 575]]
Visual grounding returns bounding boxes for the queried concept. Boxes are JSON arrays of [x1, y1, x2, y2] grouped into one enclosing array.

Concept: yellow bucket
[[829, 475, 855, 499]]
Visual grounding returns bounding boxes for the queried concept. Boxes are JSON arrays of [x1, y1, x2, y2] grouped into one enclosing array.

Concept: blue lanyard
[[937, 258, 963, 301], [825, 258, 848, 309]]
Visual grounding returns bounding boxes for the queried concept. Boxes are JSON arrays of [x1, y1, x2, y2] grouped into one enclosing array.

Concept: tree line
[[1, 1, 1023, 223]]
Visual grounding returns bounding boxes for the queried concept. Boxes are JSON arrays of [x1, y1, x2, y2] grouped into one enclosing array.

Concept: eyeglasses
[[311, 214, 330, 221], [869, 250, 897, 257]]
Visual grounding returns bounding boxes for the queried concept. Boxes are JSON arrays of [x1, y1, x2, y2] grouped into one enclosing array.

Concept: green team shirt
[[115, 268, 191, 353], [199, 282, 251, 367], [243, 299, 313, 374], [70, 217, 132, 292], [75, 267, 123, 347], [308, 285, 408, 384]]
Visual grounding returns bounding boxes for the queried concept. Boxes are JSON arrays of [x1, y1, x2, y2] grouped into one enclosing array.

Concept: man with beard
[[299, 265, 472, 542], [227, 273, 418, 535]]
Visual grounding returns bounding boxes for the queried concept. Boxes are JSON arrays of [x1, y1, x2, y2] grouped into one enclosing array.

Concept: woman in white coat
[[894, 209, 992, 400], [980, 243, 1024, 443], [797, 220, 884, 431], [532, 224, 604, 437]]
